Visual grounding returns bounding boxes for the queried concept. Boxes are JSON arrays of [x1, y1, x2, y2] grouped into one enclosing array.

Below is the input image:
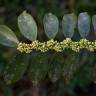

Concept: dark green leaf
[[0, 63, 5, 77], [72, 52, 95, 87], [4, 53, 29, 84], [3, 86, 13, 96], [48, 53, 63, 83], [62, 52, 80, 84], [28, 53, 49, 82]]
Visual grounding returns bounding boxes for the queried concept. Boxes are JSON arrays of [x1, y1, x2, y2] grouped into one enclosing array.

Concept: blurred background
[[0, 0, 96, 96]]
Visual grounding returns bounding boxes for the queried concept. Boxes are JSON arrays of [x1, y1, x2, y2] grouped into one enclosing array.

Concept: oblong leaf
[[92, 15, 96, 34], [43, 13, 59, 39], [62, 53, 79, 83], [4, 53, 29, 84], [78, 12, 91, 38], [62, 13, 77, 38], [28, 53, 49, 82], [48, 53, 63, 83], [0, 25, 19, 47], [18, 11, 37, 41]]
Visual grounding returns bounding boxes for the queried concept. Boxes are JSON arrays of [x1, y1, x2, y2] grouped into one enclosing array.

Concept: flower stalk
[[17, 38, 96, 53]]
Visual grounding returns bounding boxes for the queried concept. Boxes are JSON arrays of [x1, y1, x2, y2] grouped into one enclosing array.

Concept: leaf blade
[[28, 53, 49, 82], [18, 11, 37, 41], [62, 13, 77, 38], [92, 15, 96, 34], [4, 53, 29, 84], [0, 25, 19, 47], [78, 12, 91, 38], [43, 13, 59, 39]]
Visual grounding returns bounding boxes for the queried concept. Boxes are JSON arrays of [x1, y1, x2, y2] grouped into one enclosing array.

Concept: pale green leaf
[[0, 25, 19, 47], [62, 13, 77, 38], [43, 13, 59, 39], [18, 11, 37, 41], [78, 12, 91, 38]]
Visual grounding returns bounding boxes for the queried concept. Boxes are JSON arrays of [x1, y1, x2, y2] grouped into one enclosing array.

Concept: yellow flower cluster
[[17, 38, 96, 53]]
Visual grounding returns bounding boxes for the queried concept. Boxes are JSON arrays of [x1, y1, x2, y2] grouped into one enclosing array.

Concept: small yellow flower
[[17, 38, 96, 53]]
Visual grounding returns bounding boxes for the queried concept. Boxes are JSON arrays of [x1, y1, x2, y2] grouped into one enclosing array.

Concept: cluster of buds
[[17, 38, 96, 53]]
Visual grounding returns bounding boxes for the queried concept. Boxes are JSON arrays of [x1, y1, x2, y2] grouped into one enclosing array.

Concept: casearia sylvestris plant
[[0, 11, 96, 53], [0, 11, 96, 96]]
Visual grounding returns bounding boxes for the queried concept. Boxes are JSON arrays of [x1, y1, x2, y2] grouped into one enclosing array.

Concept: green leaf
[[0, 63, 5, 76], [92, 15, 96, 34], [72, 52, 95, 87], [3, 86, 13, 96], [62, 52, 79, 84], [4, 53, 29, 84], [43, 13, 59, 39], [73, 64, 92, 87], [18, 11, 37, 41], [0, 25, 19, 47], [0, 80, 13, 96], [62, 13, 77, 38], [48, 53, 63, 83], [28, 53, 49, 82], [78, 12, 91, 38]]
